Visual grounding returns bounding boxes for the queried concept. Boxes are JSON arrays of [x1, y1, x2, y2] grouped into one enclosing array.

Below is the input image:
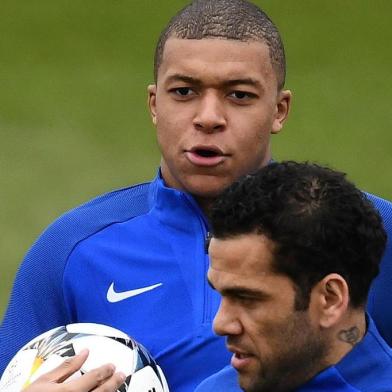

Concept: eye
[[170, 87, 195, 97], [229, 90, 257, 105], [234, 294, 259, 307], [229, 90, 257, 103], [232, 291, 267, 308]]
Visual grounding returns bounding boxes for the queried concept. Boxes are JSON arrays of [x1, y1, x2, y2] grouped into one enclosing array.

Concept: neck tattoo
[[337, 326, 360, 346]]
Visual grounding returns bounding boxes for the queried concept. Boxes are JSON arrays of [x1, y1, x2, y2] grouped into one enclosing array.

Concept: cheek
[[232, 116, 273, 148], [231, 134, 269, 173], [243, 311, 274, 342], [155, 114, 178, 144], [156, 105, 189, 138], [247, 310, 293, 353], [156, 124, 175, 160]]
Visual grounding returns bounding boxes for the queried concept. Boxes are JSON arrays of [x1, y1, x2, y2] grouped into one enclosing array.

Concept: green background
[[1, 1, 391, 319]]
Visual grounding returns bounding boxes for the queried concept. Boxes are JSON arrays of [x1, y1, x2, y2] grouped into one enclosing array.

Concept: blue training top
[[0, 172, 230, 391], [365, 193, 392, 344], [195, 316, 392, 391], [0, 171, 391, 391]]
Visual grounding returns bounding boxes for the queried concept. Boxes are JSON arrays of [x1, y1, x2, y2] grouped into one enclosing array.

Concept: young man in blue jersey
[[1, 0, 392, 391], [0, 2, 290, 390], [196, 161, 392, 392]]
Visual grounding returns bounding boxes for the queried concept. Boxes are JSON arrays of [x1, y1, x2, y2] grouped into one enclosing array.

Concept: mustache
[[226, 336, 253, 354]]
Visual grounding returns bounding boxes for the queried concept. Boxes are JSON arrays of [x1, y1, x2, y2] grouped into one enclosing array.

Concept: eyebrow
[[223, 78, 262, 89], [207, 278, 268, 299], [165, 74, 202, 86], [165, 73, 262, 89]]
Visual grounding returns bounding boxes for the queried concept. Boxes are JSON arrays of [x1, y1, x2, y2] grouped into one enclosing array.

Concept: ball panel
[[0, 350, 38, 392], [18, 326, 65, 352], [73, 335, 135, 374], [157, 366, 169, 392], [128, 366, 167, 392]]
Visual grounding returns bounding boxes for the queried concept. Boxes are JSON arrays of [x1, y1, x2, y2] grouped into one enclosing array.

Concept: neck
[[325, 310, 367, 365]]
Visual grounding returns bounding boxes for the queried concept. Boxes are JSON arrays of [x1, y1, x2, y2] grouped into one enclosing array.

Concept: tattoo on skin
[[337, 326, 360, 346]]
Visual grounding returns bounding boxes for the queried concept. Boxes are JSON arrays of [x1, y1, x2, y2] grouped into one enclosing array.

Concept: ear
[[271, 89, 292, 134], [310, 273, 349, 329], [147, 84, 157, 125]]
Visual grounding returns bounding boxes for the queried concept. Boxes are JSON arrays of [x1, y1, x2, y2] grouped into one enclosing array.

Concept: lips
[[185, 145, 228, 167], [231, 352, 255, 370], [227, 345, 255, 371]]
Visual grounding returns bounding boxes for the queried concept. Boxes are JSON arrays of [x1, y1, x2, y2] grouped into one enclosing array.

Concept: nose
[[213, 299, 242, 337], [193, 92, 226, 133]]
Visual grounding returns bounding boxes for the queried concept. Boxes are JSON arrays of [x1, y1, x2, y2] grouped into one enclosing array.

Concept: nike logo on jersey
[[106, 282, 163, 303]]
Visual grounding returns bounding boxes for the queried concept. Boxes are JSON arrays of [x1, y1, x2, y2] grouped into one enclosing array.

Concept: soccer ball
[[0, 323, 169, 392]]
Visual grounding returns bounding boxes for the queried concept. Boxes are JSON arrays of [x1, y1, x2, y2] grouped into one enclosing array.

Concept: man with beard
[[196, 161, 392, 392]]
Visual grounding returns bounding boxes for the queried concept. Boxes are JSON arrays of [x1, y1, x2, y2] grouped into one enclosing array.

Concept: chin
[[238, 375, 257, 392], [185, 176, 233, 199]]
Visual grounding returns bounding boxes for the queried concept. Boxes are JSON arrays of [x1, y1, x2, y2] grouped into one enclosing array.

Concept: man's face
[[148, 38, 291, 203], [208, 233, 329, 392]]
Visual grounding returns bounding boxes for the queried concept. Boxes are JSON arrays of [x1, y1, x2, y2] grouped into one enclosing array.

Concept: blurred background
[[1, 0, 391, 318]]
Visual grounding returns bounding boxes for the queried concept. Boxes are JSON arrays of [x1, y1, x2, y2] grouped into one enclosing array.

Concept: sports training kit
[[0, 170, 391, 391]]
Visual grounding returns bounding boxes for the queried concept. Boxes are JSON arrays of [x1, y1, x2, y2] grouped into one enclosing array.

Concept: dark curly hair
[[154, 0, 286, 90], [210, 161, 387, 310]]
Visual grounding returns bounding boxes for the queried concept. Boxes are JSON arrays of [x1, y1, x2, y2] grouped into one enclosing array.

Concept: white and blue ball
[[0, 323, 169, 392]]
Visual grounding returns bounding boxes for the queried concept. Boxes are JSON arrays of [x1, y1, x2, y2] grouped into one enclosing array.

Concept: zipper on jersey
[[202, 227, 212, 324], [204, 231, 211, 253], [182, 193, 214, 325]]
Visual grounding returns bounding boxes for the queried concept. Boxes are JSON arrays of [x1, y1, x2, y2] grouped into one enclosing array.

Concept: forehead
[[208, 234, 295, 296], [208, 234, 297, 300], [209, 233, 276, 278], [158, 38, 276, 87]]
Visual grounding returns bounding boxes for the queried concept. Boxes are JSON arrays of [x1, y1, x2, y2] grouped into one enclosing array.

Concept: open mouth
[[185, 147, 227, 167], [185, 145, 229, 167], [193, 149, 220, 158], [231, 351, 254, 370]]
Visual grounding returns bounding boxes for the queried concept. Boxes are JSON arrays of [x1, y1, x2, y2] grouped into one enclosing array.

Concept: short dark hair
[[154, 0, 286, 89], [210, 161, 387, 309]]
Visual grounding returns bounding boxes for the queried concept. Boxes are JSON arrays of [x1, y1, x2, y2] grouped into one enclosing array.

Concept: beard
[[237, 312, 329, 392]]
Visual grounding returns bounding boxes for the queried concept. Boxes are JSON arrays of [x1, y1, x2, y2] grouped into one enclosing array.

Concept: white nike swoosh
[[106, 282, 163, 303]]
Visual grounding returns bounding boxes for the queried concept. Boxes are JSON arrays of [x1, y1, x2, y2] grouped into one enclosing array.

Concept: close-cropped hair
[[210, 161, 387, 310], [154, 0, 286, 90]]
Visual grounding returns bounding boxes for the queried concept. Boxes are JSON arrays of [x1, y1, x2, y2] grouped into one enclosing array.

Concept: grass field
[[1, 0, 391, 319]]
